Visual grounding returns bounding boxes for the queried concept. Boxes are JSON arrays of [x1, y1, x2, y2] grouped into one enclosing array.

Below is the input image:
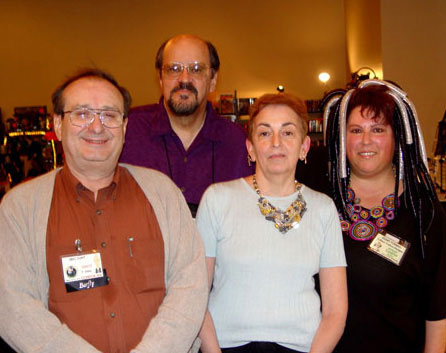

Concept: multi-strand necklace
[[341, 187, 399, 241], [252, 174, 307, 234]]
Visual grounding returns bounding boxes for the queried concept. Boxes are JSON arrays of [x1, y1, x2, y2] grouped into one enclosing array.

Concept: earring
[[247, 154, 253, 166], [304, 157, 307, 165]]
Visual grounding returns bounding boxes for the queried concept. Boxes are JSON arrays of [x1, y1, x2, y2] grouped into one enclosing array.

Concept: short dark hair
[[155, 37, 220, 78], [248, 93, 308, 141], [51, 68, 132, 117], [347, 84, 395, 125]]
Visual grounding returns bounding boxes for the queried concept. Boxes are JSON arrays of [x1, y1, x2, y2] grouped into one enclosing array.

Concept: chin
[[81, 152, 113, 162], [266, 168, 293, 176]]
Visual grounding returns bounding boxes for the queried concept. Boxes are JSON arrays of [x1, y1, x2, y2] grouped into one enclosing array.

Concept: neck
[[166, 102, 207, 151], [349, 167, 402, 208], [249, 172, 297, 197], [67, 163, 115, 201]]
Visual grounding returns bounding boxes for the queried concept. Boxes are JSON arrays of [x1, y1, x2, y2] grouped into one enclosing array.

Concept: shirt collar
[[152, 96, 224, 142], [60, 165, 120, 202]]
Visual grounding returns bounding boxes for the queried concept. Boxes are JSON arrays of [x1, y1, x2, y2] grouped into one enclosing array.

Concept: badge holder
[[61, 238, 109, 292], [367, 231, 411, 266]]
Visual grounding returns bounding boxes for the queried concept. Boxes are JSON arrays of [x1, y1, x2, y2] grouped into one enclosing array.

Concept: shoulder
[[208, 111, 247, 140], [303, 184, 335, 205], [424, 197, 446, 246], [126, 103, 162, 124], [198, 179, 248, 222], [121, 163, 176, 190], [129, 103, 161, 116], [1, 170, 57, 206], [202, 178, 247, 201], [302, 184, 338, 216], [121, 164, 190, 223]]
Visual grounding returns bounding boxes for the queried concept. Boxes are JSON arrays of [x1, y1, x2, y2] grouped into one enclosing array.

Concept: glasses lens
[[70, 109, 93, 127], [188, 63, 207, 75], [163, 63, 183, 77], [101, 110, 123, 128]]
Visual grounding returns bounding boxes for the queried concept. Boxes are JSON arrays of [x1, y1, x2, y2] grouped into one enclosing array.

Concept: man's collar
[[60, 165, 119, 200], [152, 97, 223, 142]]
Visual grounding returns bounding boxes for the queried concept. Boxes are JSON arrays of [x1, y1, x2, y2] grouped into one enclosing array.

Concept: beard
[[167, 82, 199, 116]]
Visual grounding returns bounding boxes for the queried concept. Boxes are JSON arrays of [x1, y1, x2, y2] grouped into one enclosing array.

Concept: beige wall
[[0, 0, 346, 122], [381, 0, 446, 155], [344, 0, 382, 80]]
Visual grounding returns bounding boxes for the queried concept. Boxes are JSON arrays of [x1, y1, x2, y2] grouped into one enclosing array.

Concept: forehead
[[62, 78, 124, 110], [255, 104, 300, 126], [163, 37, 210, 64], [348, 106, 387, 125]]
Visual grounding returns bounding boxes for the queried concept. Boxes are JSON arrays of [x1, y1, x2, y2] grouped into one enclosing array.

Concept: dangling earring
[[247, 154, 254, 166], [304, 157, 307, 165]]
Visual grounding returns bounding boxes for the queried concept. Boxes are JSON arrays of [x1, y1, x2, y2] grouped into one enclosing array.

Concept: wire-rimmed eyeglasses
[[161, 62, 211, 79], [63, 108, 124, 128]]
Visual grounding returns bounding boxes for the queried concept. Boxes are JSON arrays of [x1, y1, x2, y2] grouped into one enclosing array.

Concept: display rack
[[215, 92, 324, 141], [1, 106, 62, 190]]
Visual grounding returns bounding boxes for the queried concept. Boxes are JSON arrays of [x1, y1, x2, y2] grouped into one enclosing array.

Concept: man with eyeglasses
[[0, 68, 207, 353], [120, 34, 252, 217]]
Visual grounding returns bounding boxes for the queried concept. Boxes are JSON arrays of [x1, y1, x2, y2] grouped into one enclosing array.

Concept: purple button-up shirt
[[120, 98, 253, 205]]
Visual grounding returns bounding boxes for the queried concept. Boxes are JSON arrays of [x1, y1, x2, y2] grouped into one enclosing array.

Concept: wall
[[344, 0, 382, 80], [0, 0, 346, 122], [381, 0, 446, 154]]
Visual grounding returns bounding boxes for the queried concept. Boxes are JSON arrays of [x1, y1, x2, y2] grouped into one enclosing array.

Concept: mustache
[[171, 82, 198, 95]]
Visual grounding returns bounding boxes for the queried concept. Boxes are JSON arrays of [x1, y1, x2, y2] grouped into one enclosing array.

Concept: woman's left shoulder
[[302, 184, 336, 206]]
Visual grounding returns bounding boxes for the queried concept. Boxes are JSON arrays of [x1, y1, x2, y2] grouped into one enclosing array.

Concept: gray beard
[[167, 96, 199, 116]]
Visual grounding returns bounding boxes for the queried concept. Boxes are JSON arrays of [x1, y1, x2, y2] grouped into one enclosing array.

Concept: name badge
[[61, 251, 108, 292], [367, 231, 410, 266]]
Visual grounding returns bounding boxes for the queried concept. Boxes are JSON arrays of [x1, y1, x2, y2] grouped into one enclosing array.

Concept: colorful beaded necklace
[[253, 174, 307, 234], [340, 188, 399, 241]]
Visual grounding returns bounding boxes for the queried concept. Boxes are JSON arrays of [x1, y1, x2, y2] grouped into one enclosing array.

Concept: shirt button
[[96, 209, 102, 215], [101, 242, 107, 248], [184, 157, 187, 162], [180, 187, 186, 193], [110, 312, 116, 318]]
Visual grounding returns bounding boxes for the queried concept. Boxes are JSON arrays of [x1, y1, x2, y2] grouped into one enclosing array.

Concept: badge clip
[[74, 239, 82, 253]]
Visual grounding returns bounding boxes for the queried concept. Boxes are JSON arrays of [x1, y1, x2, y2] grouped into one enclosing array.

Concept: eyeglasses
[[162, 62, 211, 78], [63, 108, 124, 128]]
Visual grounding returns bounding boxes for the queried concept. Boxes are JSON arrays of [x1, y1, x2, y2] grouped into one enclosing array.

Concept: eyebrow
[[72, 104, 120, 111], [347, 122, 387, 127], [256, 122, 297, 128]]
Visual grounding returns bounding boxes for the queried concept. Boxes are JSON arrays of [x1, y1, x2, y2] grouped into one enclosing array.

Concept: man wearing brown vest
[[0, 68, 208, 353]]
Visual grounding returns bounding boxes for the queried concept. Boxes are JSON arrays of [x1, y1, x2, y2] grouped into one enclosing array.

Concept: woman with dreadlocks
[[323, 80, 446, 353]]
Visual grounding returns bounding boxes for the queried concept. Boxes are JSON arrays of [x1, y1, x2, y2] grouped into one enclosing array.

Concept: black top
[[334, 191, 446, 353]]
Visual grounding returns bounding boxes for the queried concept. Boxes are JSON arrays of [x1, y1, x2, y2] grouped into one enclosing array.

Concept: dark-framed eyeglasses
[[162, 62, 211, 78], [63, 108, 124, 128]]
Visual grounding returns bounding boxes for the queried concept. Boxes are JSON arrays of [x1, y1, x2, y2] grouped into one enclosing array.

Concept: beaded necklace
[[252, 174, 307, 234], [341, 187, 399, 241]]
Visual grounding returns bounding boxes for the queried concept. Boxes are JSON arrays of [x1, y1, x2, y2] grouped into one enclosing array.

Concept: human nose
[[272, 132, 281, 147], [87, 112, 105, 132], [361, 130, 371, 144], [178, 65, 191, 81]]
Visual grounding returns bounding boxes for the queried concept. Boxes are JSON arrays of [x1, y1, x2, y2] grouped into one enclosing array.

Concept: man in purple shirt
[[120, 34, 252, 216]]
